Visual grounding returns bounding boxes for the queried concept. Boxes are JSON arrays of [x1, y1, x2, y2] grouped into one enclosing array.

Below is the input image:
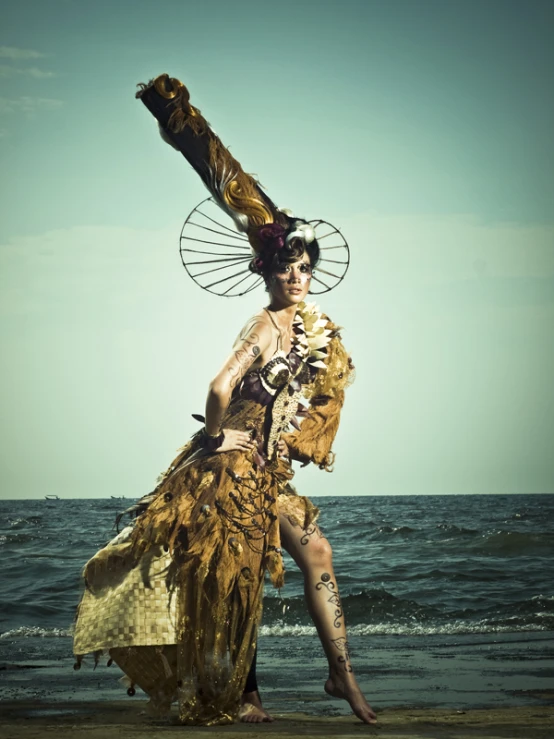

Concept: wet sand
[[1, 699, 553, 739], [2, 633, 554, 737]]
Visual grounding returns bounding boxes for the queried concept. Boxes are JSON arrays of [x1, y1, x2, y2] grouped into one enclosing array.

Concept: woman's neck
[[265, 301, 297, 331]]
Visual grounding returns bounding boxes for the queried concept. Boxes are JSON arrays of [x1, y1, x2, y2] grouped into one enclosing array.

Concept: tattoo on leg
[[331, 636, 353, 672], [315, 572, 344, 628], [300, 524, 327, 546]]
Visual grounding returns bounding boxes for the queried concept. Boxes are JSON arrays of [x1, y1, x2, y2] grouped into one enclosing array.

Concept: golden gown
[[73, 301, 353, 725]]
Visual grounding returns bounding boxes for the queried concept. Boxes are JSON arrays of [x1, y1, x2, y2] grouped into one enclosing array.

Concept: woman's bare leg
[[279, 514, 377, 724]]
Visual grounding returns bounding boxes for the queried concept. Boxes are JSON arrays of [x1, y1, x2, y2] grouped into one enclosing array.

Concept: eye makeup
[[275, 261, 313, 278]]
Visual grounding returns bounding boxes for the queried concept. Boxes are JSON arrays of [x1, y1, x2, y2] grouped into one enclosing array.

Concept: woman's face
[[268, 250, 312, 305]]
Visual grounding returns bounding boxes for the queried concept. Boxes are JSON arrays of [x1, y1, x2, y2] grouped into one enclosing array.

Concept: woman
[[73, 74, 376, 726]]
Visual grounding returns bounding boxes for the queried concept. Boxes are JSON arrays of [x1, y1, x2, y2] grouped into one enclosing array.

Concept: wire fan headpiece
[[136, 74, 351, 297], [180, 198, 350, 297]]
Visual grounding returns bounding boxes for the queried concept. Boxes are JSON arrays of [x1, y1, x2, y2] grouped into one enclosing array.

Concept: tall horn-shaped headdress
[[136, 74, 349, 297]]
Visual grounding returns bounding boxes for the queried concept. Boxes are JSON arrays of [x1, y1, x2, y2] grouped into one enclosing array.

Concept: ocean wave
[[400, 567, 507, 582], [1, 619, 550, 642], [507, 594, 554, 615], [264, 590, 554, 629], [259, 620, 550, 637], [264, 588, 440, 624], [0, 533, 37, 546], [374, 525, 416, 536], [0, 626, 73, 639], [435, 523, 477, 535], [8, 516, 43, 528], [471, 530, 554, 555], [508, 511, 531, 520]]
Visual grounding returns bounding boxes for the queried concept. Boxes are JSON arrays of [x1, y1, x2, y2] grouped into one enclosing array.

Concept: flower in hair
[[253, 256, 264, 272], [258, 223, 286, 251]]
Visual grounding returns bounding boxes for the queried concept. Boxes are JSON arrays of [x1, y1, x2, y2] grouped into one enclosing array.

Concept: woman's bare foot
[[239, 690, 274, 723], [325, 671, 377, 724]]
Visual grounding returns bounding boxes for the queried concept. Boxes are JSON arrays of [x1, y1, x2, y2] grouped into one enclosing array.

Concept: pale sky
[[1, 0, 553, 499]]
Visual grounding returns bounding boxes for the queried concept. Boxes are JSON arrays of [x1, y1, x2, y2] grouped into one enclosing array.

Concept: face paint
[[273, 260, 313, 284], [267, 252, 313, 304]]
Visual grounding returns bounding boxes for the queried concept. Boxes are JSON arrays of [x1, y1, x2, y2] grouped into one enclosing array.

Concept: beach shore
[[1, 700, 553, 739]]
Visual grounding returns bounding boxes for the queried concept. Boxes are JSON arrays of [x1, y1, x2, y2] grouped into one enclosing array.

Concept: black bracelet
[[202, 427, 224, 452]]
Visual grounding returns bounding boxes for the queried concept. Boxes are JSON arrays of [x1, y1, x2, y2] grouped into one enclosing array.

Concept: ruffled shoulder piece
[[291, 302, 355, 399]]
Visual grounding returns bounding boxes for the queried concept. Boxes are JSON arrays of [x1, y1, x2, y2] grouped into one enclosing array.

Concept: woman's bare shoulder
[[241, 308, 273, 330], [232, 310, 274, 350]]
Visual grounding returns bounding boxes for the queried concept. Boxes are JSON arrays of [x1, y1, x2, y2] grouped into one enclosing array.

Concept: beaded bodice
[[229, 302, 334, 460], [258, 351, 294, 393], [238, 347, 302, 407]]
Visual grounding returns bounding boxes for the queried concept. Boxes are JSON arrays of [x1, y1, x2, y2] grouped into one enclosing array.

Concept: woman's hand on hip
[[276, 438, 289, 459], [216, 429, 256, 453]]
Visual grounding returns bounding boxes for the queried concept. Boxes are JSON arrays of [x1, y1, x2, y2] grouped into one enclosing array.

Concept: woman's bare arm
[[205, 317, 273, 436]]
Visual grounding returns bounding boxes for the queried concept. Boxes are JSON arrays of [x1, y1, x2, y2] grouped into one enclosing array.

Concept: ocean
[[1, 494, 553, 713]]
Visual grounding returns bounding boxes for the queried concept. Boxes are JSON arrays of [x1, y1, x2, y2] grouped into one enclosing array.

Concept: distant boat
[[45, 495, 60, 500], [111, 496, 126, 499]]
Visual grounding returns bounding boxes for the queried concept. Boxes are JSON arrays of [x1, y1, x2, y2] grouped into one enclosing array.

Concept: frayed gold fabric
[[277, 488, 321, 531], [73, 397, 316, 724], [283, 391, 345, 471]]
